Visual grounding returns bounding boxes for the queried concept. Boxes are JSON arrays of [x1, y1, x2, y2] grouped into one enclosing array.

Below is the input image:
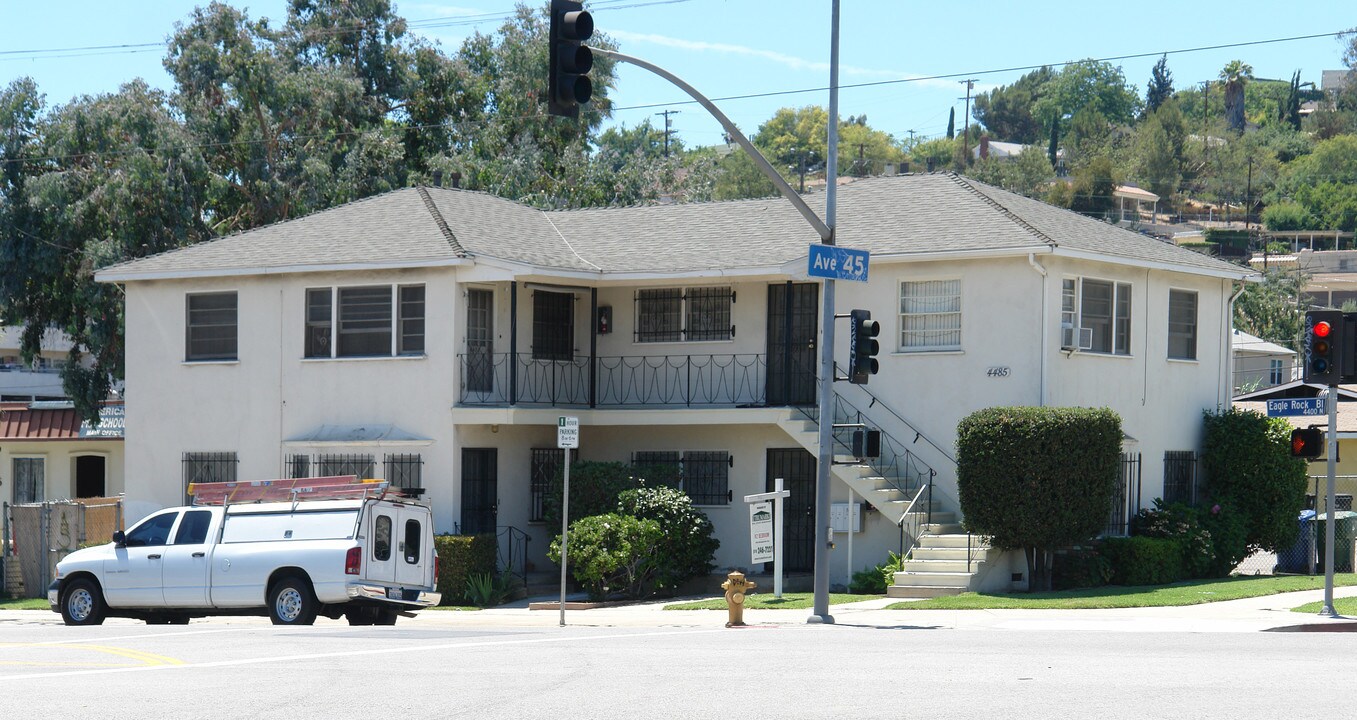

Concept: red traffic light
[[1291, 427, 1324, 459], [1315, 321, 1332, 338]]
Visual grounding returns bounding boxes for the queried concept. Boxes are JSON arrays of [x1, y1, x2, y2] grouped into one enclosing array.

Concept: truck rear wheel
[[268, 576, 318, 626], [61, 578, 107, 626]]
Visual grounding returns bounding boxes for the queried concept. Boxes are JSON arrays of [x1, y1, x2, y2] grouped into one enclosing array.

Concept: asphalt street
[[3, 589, 1356, 719]]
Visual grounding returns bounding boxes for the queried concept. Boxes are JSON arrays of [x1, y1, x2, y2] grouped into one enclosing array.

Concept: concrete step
[[887, 585, 969, 599], [909, 546, 991, 562], [902, 558, 986, 574], [892, 570, 979, 588], [915, 531, 979, 547]]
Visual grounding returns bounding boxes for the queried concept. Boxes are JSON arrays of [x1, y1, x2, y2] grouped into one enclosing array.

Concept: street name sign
[[807, 244, 869, 282], [1266, 398, 1325, 417]]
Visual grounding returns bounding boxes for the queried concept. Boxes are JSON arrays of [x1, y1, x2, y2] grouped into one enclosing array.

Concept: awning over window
[[283, 423, 432, 446]]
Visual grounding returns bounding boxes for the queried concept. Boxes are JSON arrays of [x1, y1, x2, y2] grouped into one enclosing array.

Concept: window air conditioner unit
[[1061, 326, 1094, 351]]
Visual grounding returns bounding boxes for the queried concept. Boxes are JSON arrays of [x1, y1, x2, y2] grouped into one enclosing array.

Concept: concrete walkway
[[404, 585, 1357, 633]]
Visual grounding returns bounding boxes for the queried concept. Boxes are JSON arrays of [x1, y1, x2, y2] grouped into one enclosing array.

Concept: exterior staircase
[[776, 390, 993, 598]]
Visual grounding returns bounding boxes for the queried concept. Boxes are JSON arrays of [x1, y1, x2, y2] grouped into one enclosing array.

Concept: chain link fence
[[2, 497, 123, 599], [1234, 476, 1357, 576]]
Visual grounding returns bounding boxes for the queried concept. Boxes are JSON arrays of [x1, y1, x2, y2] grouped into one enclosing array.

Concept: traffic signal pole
[[1323, 386, 1337, 616], [586, 1, 842, 623]]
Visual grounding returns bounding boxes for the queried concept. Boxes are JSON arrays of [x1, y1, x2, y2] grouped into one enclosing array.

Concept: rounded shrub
[[549, 513, 663, 601], [616, 486, 719, 595]]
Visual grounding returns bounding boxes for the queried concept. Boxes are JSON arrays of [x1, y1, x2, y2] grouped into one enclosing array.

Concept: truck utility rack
[[188, 475, 392, 506]]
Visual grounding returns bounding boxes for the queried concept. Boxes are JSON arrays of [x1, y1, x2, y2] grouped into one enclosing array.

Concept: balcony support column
[[590, 288, 598, 409], [510, 282, 518, 406]]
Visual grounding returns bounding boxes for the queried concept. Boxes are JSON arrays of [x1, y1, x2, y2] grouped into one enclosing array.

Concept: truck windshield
[[221, 510, 359, 543]]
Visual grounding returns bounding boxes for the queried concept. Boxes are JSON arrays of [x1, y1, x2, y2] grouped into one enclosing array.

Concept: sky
[[1, 1, 1353, 150]]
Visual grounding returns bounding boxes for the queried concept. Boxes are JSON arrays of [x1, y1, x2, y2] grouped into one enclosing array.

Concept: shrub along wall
[[434, 534, 497, 605]]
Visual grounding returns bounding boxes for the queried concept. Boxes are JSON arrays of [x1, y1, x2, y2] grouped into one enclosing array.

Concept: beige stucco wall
[[1, 440, 125, 505]]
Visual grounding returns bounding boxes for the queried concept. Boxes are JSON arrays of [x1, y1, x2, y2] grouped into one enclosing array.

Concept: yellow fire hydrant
[[721, 570, 757, 628]]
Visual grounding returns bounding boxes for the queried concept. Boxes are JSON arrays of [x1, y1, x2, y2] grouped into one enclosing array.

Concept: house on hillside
[[95, 173, 1252, 595], [0, 326, 74, 402], [1231, 329, 1298, 395]]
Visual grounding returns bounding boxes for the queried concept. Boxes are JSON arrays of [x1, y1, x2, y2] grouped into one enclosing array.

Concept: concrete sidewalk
[[406, 585, 1357, 633]]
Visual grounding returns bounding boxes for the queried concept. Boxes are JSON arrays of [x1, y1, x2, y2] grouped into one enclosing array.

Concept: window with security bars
[[635, 287, 733, 342], [632, 451, 682, 488], [317, 453, 376, 479], [183, 452, 238, 502], [285, 454, 311, 479], [186, 292, 238, 361], [13, 457, 44, 504], [532, 291, 574, 361], [530, 448, 564, 522], [1162, 450, 1198, 505], [682, 451, 731, 505], [899, 279, 961, 351], [384, 453, 423, 490]]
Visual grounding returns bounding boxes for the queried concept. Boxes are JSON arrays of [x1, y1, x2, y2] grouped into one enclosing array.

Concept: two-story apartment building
[[95, 173, 1252, 594]]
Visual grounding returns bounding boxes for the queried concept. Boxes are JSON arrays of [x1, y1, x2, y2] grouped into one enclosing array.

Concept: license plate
[[386, 587, 402, 599]]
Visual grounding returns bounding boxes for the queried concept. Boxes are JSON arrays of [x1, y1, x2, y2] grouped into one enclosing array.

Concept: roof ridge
[[946, 173, 1057, 248], [415, 186, 468, 257]]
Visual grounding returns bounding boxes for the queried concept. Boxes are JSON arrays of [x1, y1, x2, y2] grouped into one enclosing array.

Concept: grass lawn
[[0, 597, 51, 611], [887, 574, 1357, 610], [665, 592, 877, 610], [1291, 597, 1357, 615]]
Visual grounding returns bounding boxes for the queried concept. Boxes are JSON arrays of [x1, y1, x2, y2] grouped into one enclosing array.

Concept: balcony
[[458, 352, 813, 409]]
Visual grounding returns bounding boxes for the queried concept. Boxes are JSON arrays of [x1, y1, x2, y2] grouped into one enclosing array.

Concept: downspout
[[1222, 280, 1246, 410], [1028, 254, 1048, 406]]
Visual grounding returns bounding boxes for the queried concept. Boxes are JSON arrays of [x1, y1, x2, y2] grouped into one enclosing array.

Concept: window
[[899, 279, 961, 351], [635, 287, 733, 342], [174, 510, 214, 545], [305, 285, 425, 359], [384, 454, 423, 490], [13, 457, 44, 504], [317, 453, 375, 479], [125, 512, 179, 548], [633, 450, 730, 505], [403, 519, 421, 563], [529, 448, 564, 522], [1168, 290, 1197, 360], [1269, 358, 1284, 386], [182, 452, 237, 502], [373, 515, 392, 561], [1062, 277, 1132, 355], [632, 451, 682, 488], [186, 292, 237, 361], [1163, 451, 1198, 505], [533, 291, 574, 360]]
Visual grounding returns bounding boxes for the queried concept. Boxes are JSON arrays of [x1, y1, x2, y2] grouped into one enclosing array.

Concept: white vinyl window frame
[[898, 279, 962, 352], [185, 291, 238, 362], [1167, 289, 1198, 361], [303, 284, 425, 360], [1061, 276, 1132, 355]]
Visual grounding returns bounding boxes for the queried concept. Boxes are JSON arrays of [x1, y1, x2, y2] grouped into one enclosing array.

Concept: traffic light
[[1303, 310, 1343, 386], [1291, 427, 1325, 459], [548, 0, 594, 118], [848, 309, 880, 384]]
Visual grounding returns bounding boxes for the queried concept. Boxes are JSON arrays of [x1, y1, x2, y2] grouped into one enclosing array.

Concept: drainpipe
[[1028, 253, 1048, 406], [1223, 280, 1246, 409]]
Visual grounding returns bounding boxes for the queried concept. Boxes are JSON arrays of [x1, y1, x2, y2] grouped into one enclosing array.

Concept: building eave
[[95, 257, 471, 284]]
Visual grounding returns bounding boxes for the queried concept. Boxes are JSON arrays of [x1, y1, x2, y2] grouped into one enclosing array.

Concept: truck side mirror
[[112, 531, 126, 547]]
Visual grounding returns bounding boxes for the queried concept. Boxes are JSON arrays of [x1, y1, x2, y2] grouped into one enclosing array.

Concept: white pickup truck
[[48, 480, 441, 626]]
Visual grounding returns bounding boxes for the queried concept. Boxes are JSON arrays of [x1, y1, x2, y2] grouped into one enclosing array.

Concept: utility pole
[[655, 109, 679, 158], [958, 79, 976, 167], [1245, 156, 1254, 232], [854, 143, 867, 176]]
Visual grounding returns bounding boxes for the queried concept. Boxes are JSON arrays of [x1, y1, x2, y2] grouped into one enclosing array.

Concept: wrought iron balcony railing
[[458, 352, 802, 408]]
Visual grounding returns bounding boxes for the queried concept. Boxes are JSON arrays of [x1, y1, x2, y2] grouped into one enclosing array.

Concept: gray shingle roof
[[97, 173, 1249, 281]]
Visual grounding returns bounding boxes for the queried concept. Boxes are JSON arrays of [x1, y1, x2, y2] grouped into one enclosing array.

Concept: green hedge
[[1099, 536, 1184, 585], [1201, 408, 1307, 552], [434, 534, 497, 605]]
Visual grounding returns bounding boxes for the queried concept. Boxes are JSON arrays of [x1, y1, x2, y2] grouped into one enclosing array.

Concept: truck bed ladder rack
[[188, 476, 391, 505]]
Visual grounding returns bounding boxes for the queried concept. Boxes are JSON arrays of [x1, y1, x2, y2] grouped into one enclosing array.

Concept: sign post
[[745, 478, 790, 598], [557, 416, 579, 626]]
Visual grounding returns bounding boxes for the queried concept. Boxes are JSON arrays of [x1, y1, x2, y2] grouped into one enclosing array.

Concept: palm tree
[[1220, 60, 1253, 133]]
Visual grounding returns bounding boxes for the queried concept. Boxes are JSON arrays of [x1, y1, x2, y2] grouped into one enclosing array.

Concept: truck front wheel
[[268, 576, 318, 626], [61, 578, 107, 626]]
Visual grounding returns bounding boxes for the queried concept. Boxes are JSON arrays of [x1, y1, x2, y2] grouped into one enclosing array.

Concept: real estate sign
[[749, 501, 774, 564]]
